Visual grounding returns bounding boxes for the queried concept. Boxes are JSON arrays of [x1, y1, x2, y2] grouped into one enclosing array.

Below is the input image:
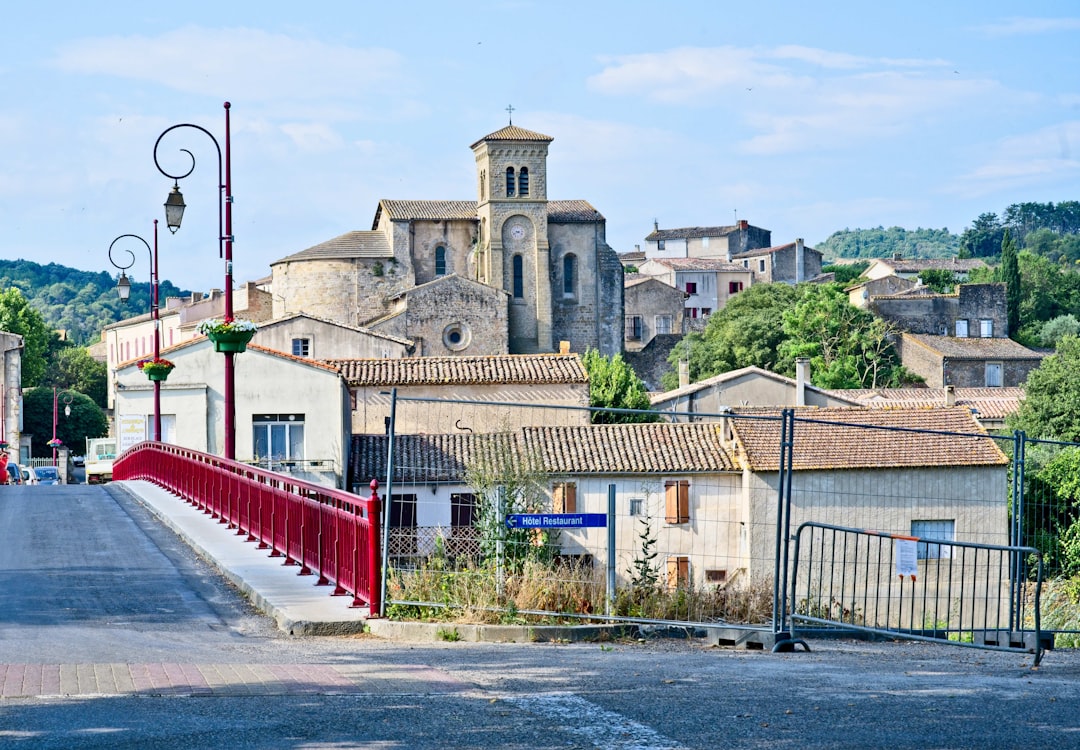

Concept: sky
[[2, 1, 1079, 293]]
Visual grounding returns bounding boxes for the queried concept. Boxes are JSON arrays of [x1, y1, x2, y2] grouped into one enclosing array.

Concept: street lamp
[[51, 388, 74, 467], [109, 223, 162, 442], [153, 101, 238, 459]]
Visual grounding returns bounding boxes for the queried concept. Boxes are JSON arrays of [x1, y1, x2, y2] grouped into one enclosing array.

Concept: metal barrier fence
[[357, 394, 1029, 655], [789, 522, 1044, 665], [115, 442, 381, 611]]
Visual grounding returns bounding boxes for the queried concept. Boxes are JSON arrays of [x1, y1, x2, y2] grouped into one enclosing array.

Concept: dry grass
[[386, 557, 774, 626]]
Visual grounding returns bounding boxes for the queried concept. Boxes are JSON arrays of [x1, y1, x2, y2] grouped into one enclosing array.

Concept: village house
[[635, 258, 755, 324], [114, 339, 352, 488], [642, 220, 772, 261], [861, 254, 989, 282], [898, 333, 1044, 388], [731, 239, 824, 285], [351, 406, 1008, 590], [329, 352, 591, 436]]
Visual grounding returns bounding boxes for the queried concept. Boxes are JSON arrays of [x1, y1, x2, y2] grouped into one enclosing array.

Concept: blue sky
[[2, 1, 1079, 293]]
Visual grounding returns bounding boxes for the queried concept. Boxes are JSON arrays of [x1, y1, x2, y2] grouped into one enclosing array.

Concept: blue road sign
[[505, 513, 607, 530]]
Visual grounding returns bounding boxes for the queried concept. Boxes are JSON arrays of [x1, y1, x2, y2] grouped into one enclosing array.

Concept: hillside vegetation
[[0, 259, 188, 346]]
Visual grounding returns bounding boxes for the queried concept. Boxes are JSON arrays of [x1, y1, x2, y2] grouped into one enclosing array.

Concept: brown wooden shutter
[[665, 480, 689, 524], [667, 556, 689, 589], [553, 482, 577, 513]]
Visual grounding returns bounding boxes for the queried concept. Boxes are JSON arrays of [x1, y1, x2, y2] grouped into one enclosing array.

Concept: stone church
[[270, 124, 624, 357]]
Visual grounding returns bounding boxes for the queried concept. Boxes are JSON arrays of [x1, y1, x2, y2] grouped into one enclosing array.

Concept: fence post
[[366, 479, 382, 615], [607, 483, 616, 617]]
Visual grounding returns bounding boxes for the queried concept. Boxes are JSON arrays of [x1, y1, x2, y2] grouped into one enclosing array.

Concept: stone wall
[[872, 284, 1007, 337]]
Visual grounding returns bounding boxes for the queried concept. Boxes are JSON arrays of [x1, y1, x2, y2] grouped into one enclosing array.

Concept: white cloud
[[947, 121, 1080, 196], [279, 122, 344, 152], [50, 26, 408, 108], [974, 17, 1080, 37]]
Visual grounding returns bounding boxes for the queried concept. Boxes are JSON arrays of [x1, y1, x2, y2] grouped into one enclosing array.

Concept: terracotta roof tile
[[373, 199, 603, 225], [328, 353, 588, 386], [351, 432, 517, 484], [645, 225, 740, 241], [730, 406, 1007, 471], [873, 257, 988, 272], [273, 231, 392, 264], [830, 387, 1024, 420], [522, 423, 738, 474], [644, 258, 750, 272], [904, 333, 1044, 360], [470, 125, 554, 147]]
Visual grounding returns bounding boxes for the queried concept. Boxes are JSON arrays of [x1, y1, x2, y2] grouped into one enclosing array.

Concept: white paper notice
[[895, 538, 918, 580]]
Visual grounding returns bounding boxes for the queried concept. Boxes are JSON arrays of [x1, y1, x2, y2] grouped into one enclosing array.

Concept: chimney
[[559, 340, 570, 354], [739, 219, 748, 230], [679, 359, 690, 388], [795, 238, 805, 283], [944, 385, 955, 407], [634, 244, 640, 253], [795, 357, 810, 406], [893, 251, 902, 261]]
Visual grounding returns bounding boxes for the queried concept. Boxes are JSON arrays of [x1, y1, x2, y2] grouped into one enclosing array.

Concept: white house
[[114, 339, 352, 488]]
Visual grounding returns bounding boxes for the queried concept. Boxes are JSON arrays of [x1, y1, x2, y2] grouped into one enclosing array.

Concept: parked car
[[71, 455, 84, 467], [21, 466, 39, 485], [34, 466, 61, 485], [5, 463, 23, 485]]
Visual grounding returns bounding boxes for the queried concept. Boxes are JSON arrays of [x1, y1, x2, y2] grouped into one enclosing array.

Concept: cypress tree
[[1000, 229, 1021, 338]]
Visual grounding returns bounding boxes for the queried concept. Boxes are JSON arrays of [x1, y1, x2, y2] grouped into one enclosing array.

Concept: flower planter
[[207, 329, 255, 353], [145, 368, 172, 382]]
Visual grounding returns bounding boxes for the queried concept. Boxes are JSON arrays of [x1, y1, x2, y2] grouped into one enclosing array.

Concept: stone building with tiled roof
[[351, 406, 1010, 589], [643, 219, 771, 260], [862, 255, 989, 282], [730, 239, 824, 285], [329, 352, 591, 435], [899, 332, 1044, 389], [270, 123, 623, 358], [829, 386, 1024, 431]]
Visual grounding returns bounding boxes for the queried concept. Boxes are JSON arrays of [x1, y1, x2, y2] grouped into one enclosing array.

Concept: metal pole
[[222, 102, 236, 460], [379, 387, 397, 618], [152, 219, 162, 442], [607, 483, 616, 617], [51, 387, 58, 467]]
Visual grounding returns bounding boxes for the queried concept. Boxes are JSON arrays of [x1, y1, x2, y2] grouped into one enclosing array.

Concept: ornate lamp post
[[51, 388, 73, 467], [109, 222, 163, 442], [153, 102, 237, 459]]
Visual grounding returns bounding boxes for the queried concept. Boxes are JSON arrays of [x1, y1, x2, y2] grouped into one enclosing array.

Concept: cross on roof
[[506, 104, 515, 124]]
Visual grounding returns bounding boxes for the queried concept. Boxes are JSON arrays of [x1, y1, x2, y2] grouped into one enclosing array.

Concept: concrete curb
[[365, 619, 638, 643]]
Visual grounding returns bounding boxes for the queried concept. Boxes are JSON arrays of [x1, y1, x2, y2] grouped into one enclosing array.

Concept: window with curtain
[[252, 414, 305, 463]]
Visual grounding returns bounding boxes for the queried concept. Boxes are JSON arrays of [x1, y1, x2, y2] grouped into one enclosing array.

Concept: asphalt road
[[1, 483, 1079, 749]]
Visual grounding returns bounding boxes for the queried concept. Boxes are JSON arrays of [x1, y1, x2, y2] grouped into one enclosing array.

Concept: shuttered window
[[667, 556, 690, 589], [664, 480, 690, 524], [553, 482, 577, 513]]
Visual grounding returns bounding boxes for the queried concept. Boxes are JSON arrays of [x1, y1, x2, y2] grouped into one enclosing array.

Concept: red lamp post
[[108, 222, 163, 442], [153, 102, 237, 459], [51, 388, 73, 467]]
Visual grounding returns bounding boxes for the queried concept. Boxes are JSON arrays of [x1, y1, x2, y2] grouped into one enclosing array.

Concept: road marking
[[504, 693, 688, 750]]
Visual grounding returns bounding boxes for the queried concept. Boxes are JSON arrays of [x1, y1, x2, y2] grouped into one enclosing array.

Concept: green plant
[[436, 627, 462, 642], [372, 262, 384, 277], [196, 318, 257, 335]]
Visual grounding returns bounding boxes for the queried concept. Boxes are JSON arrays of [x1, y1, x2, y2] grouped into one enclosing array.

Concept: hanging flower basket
[[197, 318, 257, 353], [138, 357, 175, 382], [47, 438, 63, 449]]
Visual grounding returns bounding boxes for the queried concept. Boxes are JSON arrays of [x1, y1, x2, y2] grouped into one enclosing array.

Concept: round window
[[442, 323, 471, 352]]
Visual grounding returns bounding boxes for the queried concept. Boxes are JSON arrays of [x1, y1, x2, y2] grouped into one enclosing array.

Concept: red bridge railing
[[114, 442, 381, 613]]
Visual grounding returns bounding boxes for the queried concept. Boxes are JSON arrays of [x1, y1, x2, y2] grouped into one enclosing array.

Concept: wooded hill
[[0, 259, 188, 346]]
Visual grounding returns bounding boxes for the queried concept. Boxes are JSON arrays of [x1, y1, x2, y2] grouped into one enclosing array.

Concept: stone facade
[[254, 314, 413, 360], [899, 333, 1044, 388], [870, 283, 1008, 338], [1, 331, 22, 458], [269, 125, 623, 358], [370, 275, 508, 357], [731, 239, 822, 284], [623, 276, 686, 352]]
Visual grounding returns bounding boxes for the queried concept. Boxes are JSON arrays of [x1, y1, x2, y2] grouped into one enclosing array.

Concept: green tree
[[663, 282, 798, 389], [22, 387, 108, 457], [581, 349, 657, 423], [44, 347, 108, 408], [778, 284, 915, 389], [1038, 315, 1080, 348], [822, 261, 870, 285], [1000, 229, 1021, 339], [917, 269, 958, 293], [1008, 335, 1080, 441], [0, 288, 54, 387], [959, 212, 1005, 258]]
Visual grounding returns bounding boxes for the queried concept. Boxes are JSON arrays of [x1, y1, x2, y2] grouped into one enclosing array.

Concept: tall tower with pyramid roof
[[471, 125, 555, 353]]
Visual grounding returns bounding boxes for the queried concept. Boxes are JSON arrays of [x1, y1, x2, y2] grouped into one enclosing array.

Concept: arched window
[[519, 167, 529, 196], [505, 167, 516, 197], [513, 255, 524, 298], [563, 254, 577, 297], [435, 245, 447, 276]]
